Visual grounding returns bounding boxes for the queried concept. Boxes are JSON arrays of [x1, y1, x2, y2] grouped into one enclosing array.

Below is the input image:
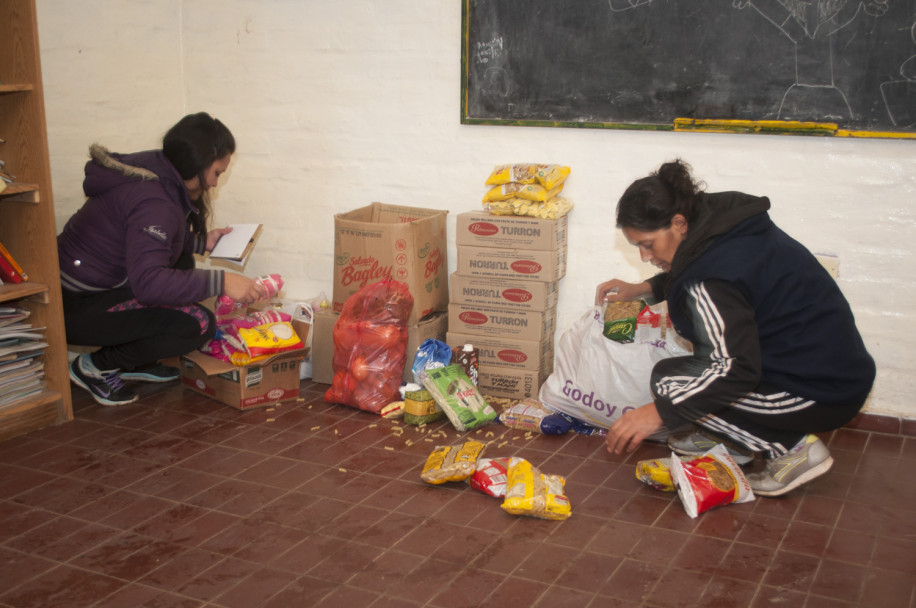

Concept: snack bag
[[419, 365, 497, 432], [411, 339, 453, 384], [501, 457, 571, 520], [420, 441, 487, 485], [468, 457, 510, 498], [498, 399, 573, 435], [228, 321, 305, 366], [484, 196, 574, 220], [635, 458, 676, 492], [534, 164, 571, 190], [485, 163, 542, 186], [669, 444, 755, 518], [214, 274, 284, 318], [482, 182, 564, 203]]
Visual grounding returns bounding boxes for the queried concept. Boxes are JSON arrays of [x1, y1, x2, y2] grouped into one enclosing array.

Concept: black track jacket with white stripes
[[645, 192, 876, 430]]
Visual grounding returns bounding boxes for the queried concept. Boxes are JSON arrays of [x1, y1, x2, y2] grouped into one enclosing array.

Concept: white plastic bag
[[538, 306, 687, 429]]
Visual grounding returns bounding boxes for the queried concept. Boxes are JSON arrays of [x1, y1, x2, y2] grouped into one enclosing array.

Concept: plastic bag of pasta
[[669, 444, 755, 518], [501, 457, 571, 520], [420, 440, 487, 485]]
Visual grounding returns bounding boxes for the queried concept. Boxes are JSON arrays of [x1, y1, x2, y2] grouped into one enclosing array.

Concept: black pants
[[61, 255, 216, 371]]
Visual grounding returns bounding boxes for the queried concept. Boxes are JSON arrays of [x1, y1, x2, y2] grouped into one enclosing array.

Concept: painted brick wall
[[37, 1, 916, 419]]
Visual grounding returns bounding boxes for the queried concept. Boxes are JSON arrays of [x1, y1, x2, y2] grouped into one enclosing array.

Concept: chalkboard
[[461, 0, 916, 137]]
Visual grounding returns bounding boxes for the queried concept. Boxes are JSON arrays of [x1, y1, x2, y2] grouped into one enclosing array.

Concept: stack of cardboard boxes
[[447, 211, 567, 401]]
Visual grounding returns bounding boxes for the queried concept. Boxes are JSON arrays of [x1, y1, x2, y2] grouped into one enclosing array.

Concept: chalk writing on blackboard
[[461, 0, 916, 137]]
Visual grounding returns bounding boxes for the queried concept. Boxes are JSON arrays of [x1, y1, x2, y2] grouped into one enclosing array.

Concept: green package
[[602, 299, 648, 343], [419, 364, 497, 432]]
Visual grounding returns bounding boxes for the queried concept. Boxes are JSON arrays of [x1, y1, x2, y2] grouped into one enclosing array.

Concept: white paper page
[[210, 224, 261, 259]]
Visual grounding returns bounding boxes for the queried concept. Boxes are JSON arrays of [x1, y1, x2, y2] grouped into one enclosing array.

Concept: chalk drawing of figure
[[880, 20, 916, 127], [607, 0, 892, 122]]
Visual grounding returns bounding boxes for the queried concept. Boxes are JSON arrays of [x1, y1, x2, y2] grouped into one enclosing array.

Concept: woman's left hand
[[206, 227, 233, 252], [606, 402, 663, 455]]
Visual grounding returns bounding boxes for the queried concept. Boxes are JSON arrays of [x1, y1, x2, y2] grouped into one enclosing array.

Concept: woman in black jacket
[[597, 159, 875, 496]]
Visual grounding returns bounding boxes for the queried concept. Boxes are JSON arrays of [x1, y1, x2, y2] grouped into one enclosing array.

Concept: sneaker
[[745, 434, 834, 497], [120, 362, 180, 383], [668, 429, 755, 465], [69, 354, 138, 407]]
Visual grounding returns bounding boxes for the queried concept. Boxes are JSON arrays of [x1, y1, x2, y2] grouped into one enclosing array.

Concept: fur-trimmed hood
[[82, 144, 191, 215]]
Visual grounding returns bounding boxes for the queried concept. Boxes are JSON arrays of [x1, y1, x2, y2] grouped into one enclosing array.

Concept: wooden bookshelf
[[0, 0, 73, 441]]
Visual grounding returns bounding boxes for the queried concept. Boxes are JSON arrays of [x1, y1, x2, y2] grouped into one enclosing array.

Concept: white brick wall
[[38, 1, 916, 419]]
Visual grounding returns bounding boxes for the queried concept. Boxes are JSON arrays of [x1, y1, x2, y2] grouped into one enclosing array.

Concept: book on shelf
[[0, 241, 28, 282]]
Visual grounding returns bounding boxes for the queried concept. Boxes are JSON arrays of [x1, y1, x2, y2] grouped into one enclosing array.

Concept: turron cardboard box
[[456, 245, 566, 282], [447, 331, 555, 373], [448, 303, 556, 341], [180, 348, 306, 410], [455, 211, 568, 250], [449, 273, 558, 312], [333, 202, 449, 326]]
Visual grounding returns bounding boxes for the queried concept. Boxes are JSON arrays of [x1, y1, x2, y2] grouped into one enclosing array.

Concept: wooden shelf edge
[[0, 183, 40, 203], [0, 389, 69, 443], [0, 83, 35, 94], [0, 282, 49, 304]]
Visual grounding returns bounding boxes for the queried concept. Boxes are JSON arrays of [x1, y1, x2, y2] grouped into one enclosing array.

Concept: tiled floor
[[1, 379, 914, 608]]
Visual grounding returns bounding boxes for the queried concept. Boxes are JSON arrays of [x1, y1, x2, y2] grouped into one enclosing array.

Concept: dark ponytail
[[616, 159, 703, 231], [163, 112, 236, 235]]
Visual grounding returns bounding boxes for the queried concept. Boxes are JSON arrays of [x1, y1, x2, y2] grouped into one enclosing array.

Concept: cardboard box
[[449, 273, 559, 312], [311, 309, 449, 384], [447, 331, 555, 373], [456, 211, 568, 250], [477, 367, 549, 401], [333, 202, 449, 325], [180, 349, 305, 410], [311, 308, 339, 384], [457, 245, 566, 282], [448, 303, 556, 341]]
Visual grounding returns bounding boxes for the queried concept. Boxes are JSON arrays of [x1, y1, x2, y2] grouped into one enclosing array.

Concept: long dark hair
[[163, 112, 236, 235], [616, 159, 703, 231]]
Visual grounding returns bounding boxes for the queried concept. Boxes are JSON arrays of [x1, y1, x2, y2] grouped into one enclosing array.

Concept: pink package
[[214, 274, 284, 317]]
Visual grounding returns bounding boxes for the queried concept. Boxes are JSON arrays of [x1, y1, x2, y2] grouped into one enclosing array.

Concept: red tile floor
[[1, 377, 915, 608]]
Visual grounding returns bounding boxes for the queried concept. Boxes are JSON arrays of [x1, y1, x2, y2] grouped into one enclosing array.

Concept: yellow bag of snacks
[[482, 182, 565, 203], [635, 458, 676, 492], [420, 440, 487, 485], [485, 196, 573, 219], [229, 321, 304, 366], [501, 457, 571, 520], [485, 163, 542, 186], [535, 164, 571, 190]]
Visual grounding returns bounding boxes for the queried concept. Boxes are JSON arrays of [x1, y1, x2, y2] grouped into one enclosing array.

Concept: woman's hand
[[595, 279, 652, 305], [206, 227, 233, 252], [223, 273, 266, 305], [606, 402, 663, 455]]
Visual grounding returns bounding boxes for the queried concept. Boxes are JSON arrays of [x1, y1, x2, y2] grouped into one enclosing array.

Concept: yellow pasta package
[[485, 163, 542, 186], [485, 196, 574, 219], [535, 164, 571, 190], [482, 182, 564, 203], [500, 457, 571, 520], [420, 440, 487, 485]]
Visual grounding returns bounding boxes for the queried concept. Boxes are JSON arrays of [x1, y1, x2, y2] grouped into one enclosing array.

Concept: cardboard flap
[[182, 347, 306, 376]]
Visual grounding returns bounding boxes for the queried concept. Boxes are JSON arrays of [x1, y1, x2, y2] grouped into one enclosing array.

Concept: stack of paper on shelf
[[0, 306, 46, 409]]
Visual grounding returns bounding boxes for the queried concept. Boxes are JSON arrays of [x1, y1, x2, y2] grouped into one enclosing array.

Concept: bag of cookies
[[669, 444, 755, 518]]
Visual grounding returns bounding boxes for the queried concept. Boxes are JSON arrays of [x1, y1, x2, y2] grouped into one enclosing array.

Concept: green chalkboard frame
[[460, 0, 916, 139]]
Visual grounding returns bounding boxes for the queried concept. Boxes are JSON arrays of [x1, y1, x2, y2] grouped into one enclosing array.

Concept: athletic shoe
[[69, 354, 138, 407], [745, 434, 833, 497], [668, 429, 755, 465], [121, 363, 180, 383]]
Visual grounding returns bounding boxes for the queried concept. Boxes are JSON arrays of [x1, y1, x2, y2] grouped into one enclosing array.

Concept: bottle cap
[[463, 344, 474, 351]]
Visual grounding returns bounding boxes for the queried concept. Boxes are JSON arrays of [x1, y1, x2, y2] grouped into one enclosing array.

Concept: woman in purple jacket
[[58, 113, 265, 406]]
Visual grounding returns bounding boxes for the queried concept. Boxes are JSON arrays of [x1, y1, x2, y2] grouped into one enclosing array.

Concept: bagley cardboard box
[[477, 367, 550, 401], [449, 273, 559, 312], [180, 348, 305, 410], [333, 202, 449, 326], [448, 302, 556, 341], [312, 309, 448, 384], [456, 245, 566, 282], [456, 211, 568, 250], [447, 331, 555, 373]]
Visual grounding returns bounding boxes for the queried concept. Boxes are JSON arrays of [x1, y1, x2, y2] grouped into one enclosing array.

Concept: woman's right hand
[[223, 273, 266, 305], [595, 279, 652, 305]]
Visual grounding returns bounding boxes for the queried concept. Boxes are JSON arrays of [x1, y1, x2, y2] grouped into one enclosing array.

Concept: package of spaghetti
[[482, 182, 564, 203], [498, 399, 572, 435], [468, 457, 510, 498], [485, 163, 541, 185], [534, 164, 571, 190], [635, 457, 676, 492], [485, 196, 574, 220], [419, 365, 497, 432], [669, 444, 755, 518], [501, 457, 571, 520], [420, 440, 487, 485]]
